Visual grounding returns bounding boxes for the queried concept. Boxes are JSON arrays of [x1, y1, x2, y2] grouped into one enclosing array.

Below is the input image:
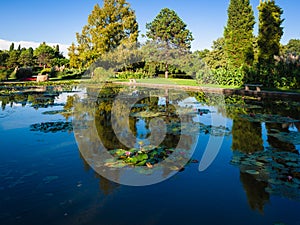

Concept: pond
[[0, 84, 300, 225]]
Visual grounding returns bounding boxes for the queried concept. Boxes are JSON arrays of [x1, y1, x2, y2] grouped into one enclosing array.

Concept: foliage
[[33, 42, 56, 68], [51, 58, 69, 67], [6, 50, 20, 68], [0, 50, 9, 67], [146, 8, 193, 50], [283, 39, 300, 56], [18, 48, 34, 67], [272, 54, 300, 88], [203, 37, 227, 69], [257, 0, 284, 72], [70, 0, 139, 68], [224, 0, 255, 68], [145, 8, 193, 78], [116, 71, 149, 79], [140, 41, 201, 78], [0, 68, 13, 81], [197, 67, 245, 86], [40, 68, 52, 75], [16, 67, 33, 79]]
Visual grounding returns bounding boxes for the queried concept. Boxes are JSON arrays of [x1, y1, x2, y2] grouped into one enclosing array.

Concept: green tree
[[7, 50, 20, 68], [34, 42, 55, 68], [205, 38, 227, 69], [195, 49, 210, 60], [224, 0, 255, 68], [257, 0, 284, 71], [0, 50, 9, 67], [145, 8, 193, 78], [19, 48, 34, 67], [72, 0, 139, 67], [54, 44, 64, 59], [146, 8, 193, 50], [9, 43, 14, 52], [68, 43, 81, 68], [283, 39, 300, 55]]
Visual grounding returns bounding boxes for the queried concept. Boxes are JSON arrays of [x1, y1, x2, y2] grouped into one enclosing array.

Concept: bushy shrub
[[116, 71, 150, 79], [40, 67, 57, 77], [16, 67, 32, 79], [0, 68, 13, 81], [197, 67, 244, 86]]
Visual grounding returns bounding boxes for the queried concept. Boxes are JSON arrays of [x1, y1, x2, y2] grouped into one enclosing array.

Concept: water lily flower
[[288, 175, 293, 181], [125, 151, 131, 156]]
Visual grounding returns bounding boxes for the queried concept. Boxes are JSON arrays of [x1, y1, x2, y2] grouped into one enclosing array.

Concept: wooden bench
[[244, 84, 263, 92], [129, 79, 136, 84]]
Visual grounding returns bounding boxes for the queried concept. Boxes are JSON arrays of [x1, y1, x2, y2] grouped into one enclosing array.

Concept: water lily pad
[[245, 170, 259, 175], [30, 122, 73, 133], [286, 162, 299, 168], [285, 182, 299, 188], [268, 178, 282, 185]]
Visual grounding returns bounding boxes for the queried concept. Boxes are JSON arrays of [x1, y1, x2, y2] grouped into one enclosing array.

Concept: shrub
[[0, 68, 13, 81], [196, 67, 244, 86], [16, 67, 33, 79]]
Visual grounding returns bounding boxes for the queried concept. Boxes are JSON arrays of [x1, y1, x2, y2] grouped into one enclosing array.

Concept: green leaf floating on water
[[108, 145, 189, 170], [245, 170, 259, 175], [136, 160, 147, 166], [136, 153, 148, 161]]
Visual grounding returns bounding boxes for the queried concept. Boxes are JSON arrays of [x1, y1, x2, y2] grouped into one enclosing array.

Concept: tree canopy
[[70, 0, 139, 68], [224, 0, 255, 68], [283, 39, 300, 56], [257, 0, 284, 68], [146, 8, 193, 50], [34, 42, 56, 68]]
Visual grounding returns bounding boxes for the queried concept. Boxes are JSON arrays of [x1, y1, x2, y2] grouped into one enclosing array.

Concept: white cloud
[[0, 39, 70, 57]]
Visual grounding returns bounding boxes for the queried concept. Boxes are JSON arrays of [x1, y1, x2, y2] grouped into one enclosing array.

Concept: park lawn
[[113, 78, 241, 89]]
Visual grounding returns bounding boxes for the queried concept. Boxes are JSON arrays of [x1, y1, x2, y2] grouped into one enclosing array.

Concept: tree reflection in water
[[229, 96, 300, 213]]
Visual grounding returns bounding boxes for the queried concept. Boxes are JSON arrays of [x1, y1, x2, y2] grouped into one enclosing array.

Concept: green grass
[[111, 78, 241, 89]]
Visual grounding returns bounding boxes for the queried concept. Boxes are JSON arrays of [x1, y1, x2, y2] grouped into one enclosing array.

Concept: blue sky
[[0, 0, 299, 55]]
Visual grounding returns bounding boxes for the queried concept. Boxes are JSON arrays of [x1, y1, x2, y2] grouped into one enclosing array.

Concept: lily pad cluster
[[107, 146, 175, 167], [167, 122, 231, 136], [231, 150, 300, 200], [239, 113, 299, 123], [269, 131, 300, 145], [30, 122, 73, 133], [103, 145, 195, 174], [42, 109, 72, 118]]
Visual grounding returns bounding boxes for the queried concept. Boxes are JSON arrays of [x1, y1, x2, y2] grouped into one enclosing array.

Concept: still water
[[0, 84, 300, 225]]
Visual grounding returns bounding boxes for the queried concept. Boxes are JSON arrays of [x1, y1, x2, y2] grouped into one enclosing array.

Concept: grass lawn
[[111, 78, 241, 89]]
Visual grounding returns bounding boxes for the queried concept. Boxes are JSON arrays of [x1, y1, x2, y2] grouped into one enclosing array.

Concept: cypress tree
[[224, 0, 255, 68], [257, 0, 284, 69]]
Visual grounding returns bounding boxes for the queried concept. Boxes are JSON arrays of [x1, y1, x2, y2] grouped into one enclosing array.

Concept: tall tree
[[257, 0, 284, 69], [34, 42, 55, 68], [71, 0, 139, 67], [0, 50, 9, 67], [7, 50, 20, 68], [224, 0, 255, 68], [9, 43, 14, 52], [146, 8, 193, 50], [145, 8, 193, 78], [19, 48, 34, 67], [204, 37, 227, 69]]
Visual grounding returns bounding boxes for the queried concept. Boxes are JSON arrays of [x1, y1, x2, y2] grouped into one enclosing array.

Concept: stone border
[[113, 81, 300, 100]]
